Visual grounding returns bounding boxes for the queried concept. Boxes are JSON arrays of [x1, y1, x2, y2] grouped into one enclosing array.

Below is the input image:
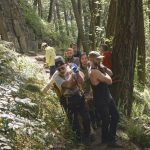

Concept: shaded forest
[[0, 0, 150, 149]]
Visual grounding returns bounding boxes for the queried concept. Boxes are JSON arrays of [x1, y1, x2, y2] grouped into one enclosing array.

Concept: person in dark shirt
[[65, 48, 80, 66], [70, 43, 81, 58]]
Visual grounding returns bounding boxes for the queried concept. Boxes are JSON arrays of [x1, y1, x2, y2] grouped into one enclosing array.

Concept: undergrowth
[[0, 41, 82, 149], [119, 86, 150, 148]]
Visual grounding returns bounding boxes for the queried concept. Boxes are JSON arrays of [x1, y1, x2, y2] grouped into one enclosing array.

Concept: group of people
[[42, 43, 121, 148]]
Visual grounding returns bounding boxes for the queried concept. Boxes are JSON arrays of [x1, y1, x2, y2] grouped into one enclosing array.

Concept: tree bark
[[54, 5, 58, 32], [137, 0, 146, 86], [71, 0, 89, 52], [82, 2, 90, 37], [70, 9, 75, 37], [63, 5, 69, 36], [89, 0, 97, 50], [77, 0, 82, 51], [55, 0, 63, 34], [33, 0, 37, 10], [148, 0, 150, 33], [112, 0, 138, 116], [47, 0, 55, 22], [106, 0, 117, 39]]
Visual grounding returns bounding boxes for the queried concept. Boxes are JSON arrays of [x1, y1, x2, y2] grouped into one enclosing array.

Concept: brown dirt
[[88, 128, 140, 150]]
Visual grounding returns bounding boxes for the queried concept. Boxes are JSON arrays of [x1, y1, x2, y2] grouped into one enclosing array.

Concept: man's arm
[[101, 64, 113, 77], [42, 73, 56, 93], [104, 67, 113, 77], [95, 70, 112, 85], [42, 80, 54, 93]]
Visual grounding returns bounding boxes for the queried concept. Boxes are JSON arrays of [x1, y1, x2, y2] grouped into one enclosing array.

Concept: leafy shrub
[[0, 41, 81, 149]]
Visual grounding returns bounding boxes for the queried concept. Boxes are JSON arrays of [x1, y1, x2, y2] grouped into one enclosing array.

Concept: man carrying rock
[[42, 56, 91, 146]]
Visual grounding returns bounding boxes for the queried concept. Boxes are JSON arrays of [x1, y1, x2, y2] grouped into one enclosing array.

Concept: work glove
[[71, 63, 79, 74]]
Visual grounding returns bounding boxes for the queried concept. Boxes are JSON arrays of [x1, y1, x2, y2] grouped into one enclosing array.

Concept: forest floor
[[28, 52, 141, 150]]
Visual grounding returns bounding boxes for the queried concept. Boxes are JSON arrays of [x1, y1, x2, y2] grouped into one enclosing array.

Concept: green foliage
[[19, 0, 44, 36], [119, 87, 150, 148], [0, 41, 82, 149]]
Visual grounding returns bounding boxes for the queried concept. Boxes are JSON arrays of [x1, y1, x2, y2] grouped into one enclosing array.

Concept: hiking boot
[[107, 142, 123, 148]]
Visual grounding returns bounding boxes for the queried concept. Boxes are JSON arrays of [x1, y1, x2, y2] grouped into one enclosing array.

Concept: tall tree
[[33, 0, 42, 18], [71, 0, 89, 52], [106, 0, 117, 39], [77, 0, 82, 50], [47, 0, 55, 22], [53, 5, 59, 32], [82, 2, 90, 37], [63, 5, 70, 36], [37, 0, 42, 18], [55, 0, 63, 34], [89, 0, 97, 50], [148, 0, 150, 33], [70, 9, 76, 37], [137, 0, 146, 86], [112, 0, 139, 116]]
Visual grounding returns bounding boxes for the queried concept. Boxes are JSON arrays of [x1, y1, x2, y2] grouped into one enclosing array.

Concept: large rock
[[0, 0, 38, 53]]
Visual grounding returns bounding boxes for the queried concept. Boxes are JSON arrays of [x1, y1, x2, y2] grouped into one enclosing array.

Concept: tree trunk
[[106, 0, 117, 39], [137, 0, 145, 86], [77, 0, 82, 50], [63, 6, 69, 36], [0, 4, 8, 40], [148, 0, 150, 33], [112, 0, 138, 116], [54, 5, 58, 32], [33, 0, 37, 10], [89, 0, 97, 50], [82, 2, 90, 37], [47, 0, 55, 22], [71, 0, 89, 52], [55, 0, 63, 34], [70, 9, 75, 38], [37, 0, 42, 18]]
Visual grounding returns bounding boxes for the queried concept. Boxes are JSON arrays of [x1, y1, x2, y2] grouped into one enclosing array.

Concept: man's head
[[100, 44, 108, 54], [88, 51, 104, 66], [65, 48, 74, 59], [41, 42, 48, 49], [55, 56, 67, 75]]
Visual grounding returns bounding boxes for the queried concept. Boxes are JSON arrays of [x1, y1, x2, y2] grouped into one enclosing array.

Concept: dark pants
[[60, 95, 91, 137], [96, 100, 119, 143], [50, 65, 55, 76]]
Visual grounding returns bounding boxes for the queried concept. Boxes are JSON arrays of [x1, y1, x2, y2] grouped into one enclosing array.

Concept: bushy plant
[[0, 41, 81, 149]]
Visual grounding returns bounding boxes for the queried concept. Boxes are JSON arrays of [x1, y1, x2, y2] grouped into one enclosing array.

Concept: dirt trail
[[29, 53, 141, 150], [89, 129, 140, 150]]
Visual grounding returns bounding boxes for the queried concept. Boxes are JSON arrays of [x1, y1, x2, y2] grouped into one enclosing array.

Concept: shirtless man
[[88, 51, 121, 148]]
